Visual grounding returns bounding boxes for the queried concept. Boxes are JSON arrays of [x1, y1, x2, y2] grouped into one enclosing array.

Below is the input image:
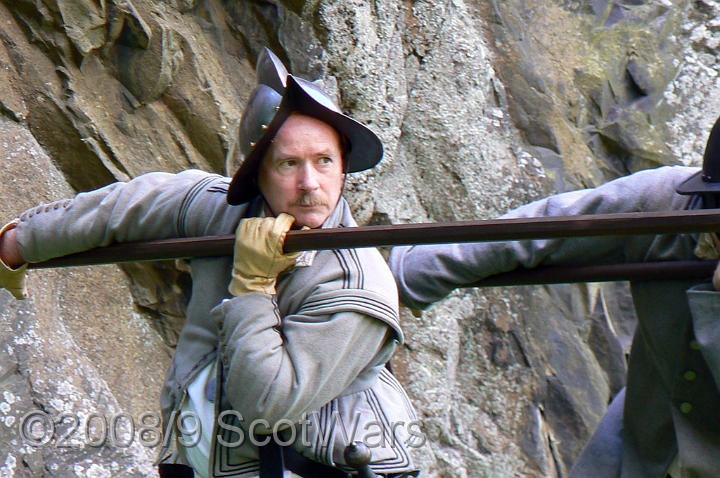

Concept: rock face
[[0, 0, 719, 476]]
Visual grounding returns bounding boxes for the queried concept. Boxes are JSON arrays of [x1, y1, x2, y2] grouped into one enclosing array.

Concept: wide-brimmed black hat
[[677, 114, 720, 195], [227, 49, 383, 205]]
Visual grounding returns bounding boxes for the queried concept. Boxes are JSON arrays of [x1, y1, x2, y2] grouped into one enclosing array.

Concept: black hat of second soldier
[[677, 114, 720, 195], [226, 49, 384, 206]]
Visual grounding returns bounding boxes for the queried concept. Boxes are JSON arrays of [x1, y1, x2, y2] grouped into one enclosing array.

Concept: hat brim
[[676, 170, 720, 195], [227, 76, 383, 205]]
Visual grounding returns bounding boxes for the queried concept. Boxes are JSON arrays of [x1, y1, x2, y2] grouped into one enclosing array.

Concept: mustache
[[292, 194, 328, 207]]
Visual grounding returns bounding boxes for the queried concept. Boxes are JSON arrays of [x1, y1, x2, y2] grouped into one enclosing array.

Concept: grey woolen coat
[[14, 170, 421, 476], [390, 166, 720, 477]]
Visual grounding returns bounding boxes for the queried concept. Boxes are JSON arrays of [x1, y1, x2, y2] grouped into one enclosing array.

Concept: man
[[389, 115, 720, 477], [0, 49, 421, 478]]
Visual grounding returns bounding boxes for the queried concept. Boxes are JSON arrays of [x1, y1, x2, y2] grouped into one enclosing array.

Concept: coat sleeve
[[389, 166, 701, 310], [213, 292, 392, 431], [13, 170, 228, 263]]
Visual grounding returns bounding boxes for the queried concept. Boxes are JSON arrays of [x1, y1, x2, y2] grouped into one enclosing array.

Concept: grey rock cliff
[[0, 1, 718, 476]]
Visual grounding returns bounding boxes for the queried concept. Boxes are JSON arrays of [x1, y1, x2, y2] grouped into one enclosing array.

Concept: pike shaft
[[27, 209, 720, 285]]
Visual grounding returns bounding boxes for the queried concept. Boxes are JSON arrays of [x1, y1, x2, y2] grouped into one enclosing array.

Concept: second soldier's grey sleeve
[[389, 166, 700, 310]]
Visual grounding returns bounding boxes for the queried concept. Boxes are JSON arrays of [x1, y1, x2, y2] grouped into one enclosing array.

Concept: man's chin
[[291, 209, 328, 229]]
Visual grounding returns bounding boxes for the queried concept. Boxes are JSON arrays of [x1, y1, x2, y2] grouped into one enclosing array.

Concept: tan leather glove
[[228, 213, 301, 296], [0, 221, 28, 300]]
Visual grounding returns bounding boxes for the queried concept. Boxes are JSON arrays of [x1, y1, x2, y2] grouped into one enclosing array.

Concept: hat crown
[[238, 50, 287, 158], [238, 51, 344, 161], [676, 114, 720, 195], [256, 48, 287, 93], [702, 117, 720, 183], [238, 84, 282, 157]]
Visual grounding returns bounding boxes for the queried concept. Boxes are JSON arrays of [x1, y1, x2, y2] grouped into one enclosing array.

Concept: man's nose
[[298, 163, 320, 190]]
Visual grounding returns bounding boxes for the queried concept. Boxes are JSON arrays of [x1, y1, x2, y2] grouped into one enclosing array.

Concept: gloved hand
[[228, 213, 301, 296], [0, 221, 28, 300]]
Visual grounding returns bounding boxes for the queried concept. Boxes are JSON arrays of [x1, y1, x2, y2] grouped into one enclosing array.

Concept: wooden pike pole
[[26, 209, 720, 286]]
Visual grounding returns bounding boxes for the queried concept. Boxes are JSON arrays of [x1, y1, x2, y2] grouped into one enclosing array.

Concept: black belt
[[259, 439, 347, 478], [158, 441, 411, 477]]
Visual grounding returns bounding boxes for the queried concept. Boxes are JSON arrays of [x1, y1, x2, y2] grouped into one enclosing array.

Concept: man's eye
[[279, 159, 297, 168], [318, 157, 332, 165]]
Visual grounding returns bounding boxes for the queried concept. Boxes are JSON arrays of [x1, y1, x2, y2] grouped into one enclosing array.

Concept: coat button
[[680, 402, 693, 414], [690, 340, 701, 350], [683, 370, 697, 381]]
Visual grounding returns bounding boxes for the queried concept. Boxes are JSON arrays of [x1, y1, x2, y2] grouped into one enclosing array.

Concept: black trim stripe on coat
[[178, 176, 221, 235]]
